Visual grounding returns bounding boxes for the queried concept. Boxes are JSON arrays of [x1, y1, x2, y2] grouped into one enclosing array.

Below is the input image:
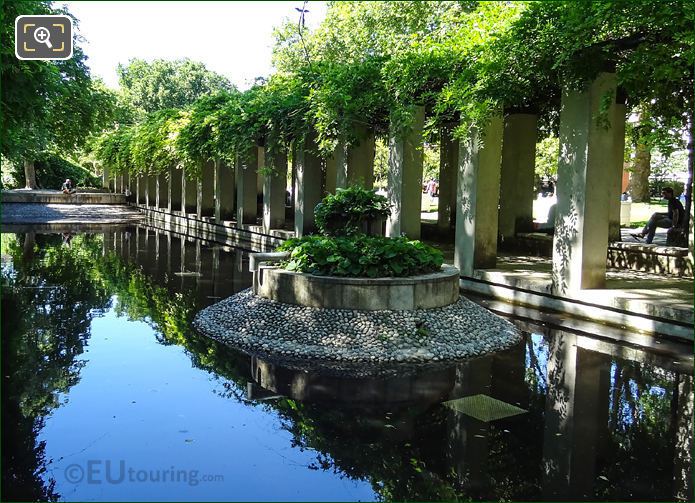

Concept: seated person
[[61, 178, 76, 194], [631, 187, 684, 244]]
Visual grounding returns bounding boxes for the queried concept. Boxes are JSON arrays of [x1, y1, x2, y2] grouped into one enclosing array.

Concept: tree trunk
[[22, 232, 36, 264], [23, 159, 37, 189], [629, 139, 651, 202], [686, 110, 694, 258]]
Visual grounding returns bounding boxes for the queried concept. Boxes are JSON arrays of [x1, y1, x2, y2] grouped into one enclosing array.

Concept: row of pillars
[[389, 74, 626, 296], [109, 72, 628, 295]]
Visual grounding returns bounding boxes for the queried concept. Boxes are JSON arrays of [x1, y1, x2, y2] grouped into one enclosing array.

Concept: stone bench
[[513, 232, 692, 278]]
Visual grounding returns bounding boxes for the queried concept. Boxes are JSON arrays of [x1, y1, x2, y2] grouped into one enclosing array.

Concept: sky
[[62, 1, 327, 90]]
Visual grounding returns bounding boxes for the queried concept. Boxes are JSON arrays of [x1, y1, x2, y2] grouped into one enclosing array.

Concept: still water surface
[[2, 227, 692, 502]]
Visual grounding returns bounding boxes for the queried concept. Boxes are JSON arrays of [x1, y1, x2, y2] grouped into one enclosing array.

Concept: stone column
[[236, 147, 259, 225], [136, 175, 143, 204], [155, 174, 160, 208], [346, 126, 375, 189], [123, 172, 130, 197], [386, 105, 425, 239], [183, 169, 197, 214], [324, 148, 340, 195], [198, 160, 215, 217], [147, 174, 157, 207], [454, 113, 504, 276], [607, 100, 627, 242], [157, 172, 168, 209], [169, 167, 182, 213], [552, 73, 618, 294], [216, 159, 235, 221], [437, 123, 459, 232], [263, 146, 288, 231], [324, 142, 344, 195], [498, 113, 538, 240], [294, 132, 324, 236], [102, 166, 110, 190]]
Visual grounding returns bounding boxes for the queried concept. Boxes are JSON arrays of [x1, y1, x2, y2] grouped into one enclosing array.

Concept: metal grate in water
[[442, 394, 527, 422]]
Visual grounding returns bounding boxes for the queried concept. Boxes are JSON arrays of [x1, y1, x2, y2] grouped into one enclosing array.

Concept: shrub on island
[[314, 186, 391, 236], [277, 234, 443, 278]]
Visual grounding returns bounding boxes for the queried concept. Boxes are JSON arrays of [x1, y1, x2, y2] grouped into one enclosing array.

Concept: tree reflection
[[2, 229, 691, 502], [1, 233, 112, 501]]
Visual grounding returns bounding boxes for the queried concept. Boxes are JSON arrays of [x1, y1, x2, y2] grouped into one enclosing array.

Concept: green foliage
[[1, 1, 118, 164], [277, 235, 443, 278], [129, 109, 187, 175], [535, 135, 560, 178], [314, 186, 391, 236], [117, 58, 235, 118], [33, 154, 100, 189]]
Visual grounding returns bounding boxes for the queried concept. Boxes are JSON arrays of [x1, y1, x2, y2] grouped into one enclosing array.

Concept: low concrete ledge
[[461, 275, 693, 340], [255, 265, 460, 310], [512, 232, 692, 278], [608, 241, 692, 278], [2, 190, 126, 205]]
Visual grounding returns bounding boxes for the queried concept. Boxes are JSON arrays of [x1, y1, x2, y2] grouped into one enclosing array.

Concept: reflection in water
[[0, 227, 692, 501]]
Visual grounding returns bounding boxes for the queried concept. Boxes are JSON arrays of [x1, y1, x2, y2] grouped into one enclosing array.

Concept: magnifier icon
[[34, 26, 52, 48]]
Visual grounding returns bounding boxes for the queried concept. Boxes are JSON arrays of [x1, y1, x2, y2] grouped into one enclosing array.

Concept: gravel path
[[193, 289, 522, 371], [1, 203, 143, 224]]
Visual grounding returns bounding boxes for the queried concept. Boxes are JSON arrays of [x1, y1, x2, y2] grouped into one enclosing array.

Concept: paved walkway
[[1, 203, 143, 224]]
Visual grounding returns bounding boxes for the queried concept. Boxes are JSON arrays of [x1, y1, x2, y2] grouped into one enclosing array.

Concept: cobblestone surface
[[193, 288, 523, 372]]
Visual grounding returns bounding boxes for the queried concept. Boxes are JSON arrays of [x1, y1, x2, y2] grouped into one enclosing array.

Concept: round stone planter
[[254, 264, 459, 310]]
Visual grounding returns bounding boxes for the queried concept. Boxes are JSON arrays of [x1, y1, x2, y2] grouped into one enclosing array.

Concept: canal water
[[2, 227, 692, 502]]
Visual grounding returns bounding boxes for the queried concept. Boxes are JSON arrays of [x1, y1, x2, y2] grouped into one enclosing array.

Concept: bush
[[277, 235, 444, 278], [34, 154, 101, 189], [314, 186, 391, 236]]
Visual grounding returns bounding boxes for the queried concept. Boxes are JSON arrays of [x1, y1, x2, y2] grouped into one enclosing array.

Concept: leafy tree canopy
[[116, 58, 236, 118], [1, 0, 118, 165]]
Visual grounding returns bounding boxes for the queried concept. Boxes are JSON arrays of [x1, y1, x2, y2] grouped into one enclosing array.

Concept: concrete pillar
[[198, 160, 215, 218], [294, 132, 324, 236], [437, 123, 459, 231], [608, 101, 627, 242], [263, 146, 288, 231], [136, 176, 143, 204], [102, 166, 110, 190], [454, 113, 504, 276], [216, 160, 235, 221], [542, 334, 610, 500], [236, 147, 258, 225], [146, 174, 156, 207], [123, 172, 130, 196], [183, 169, 197, 214], [499, 113, 538, 239], [169, 167, 182, 213], [346, 126, 375, 189], [323, 147, 338, 196], [386, 105, 425, 239], [156, 172, 168, 209], [324, 141, 344, 195], [552, 73, 618, 294]]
